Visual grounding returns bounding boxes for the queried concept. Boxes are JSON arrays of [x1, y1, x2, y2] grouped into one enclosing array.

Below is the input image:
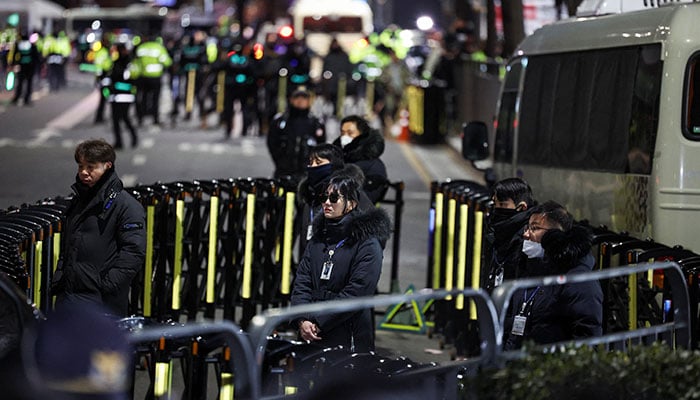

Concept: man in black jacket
[[503, 201, 603, 350], [51, 139, 146, 317], [485, 177, 535, 293], [266, 86, 326, 184]]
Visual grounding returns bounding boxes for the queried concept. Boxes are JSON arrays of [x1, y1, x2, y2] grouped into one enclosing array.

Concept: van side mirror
[[461, 121, 489, 161]]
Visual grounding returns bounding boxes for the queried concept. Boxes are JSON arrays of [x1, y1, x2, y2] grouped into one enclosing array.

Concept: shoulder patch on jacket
[[121, 222, 144, 231]]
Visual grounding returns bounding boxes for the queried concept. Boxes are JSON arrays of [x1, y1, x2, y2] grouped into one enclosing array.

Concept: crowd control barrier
[[426, 179, 491, 358], [247, 288, 500, 400], [490, 261, 692, 354], [0, 199, 70, 313], [426, 179, 700, 357], [0, 176, 404, 329], [125, 320, 259, 400]]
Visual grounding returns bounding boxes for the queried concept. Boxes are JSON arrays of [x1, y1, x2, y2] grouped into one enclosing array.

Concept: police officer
[[10, 31, 40, 106], [92, 37, 113, 124], [109, 43, 140, 149], [266, 86, 326, 184], [133, 35, 172, 126], [220, 40, 256, 138], [176, 30, 210, 126], [55, 31, 72, 90]]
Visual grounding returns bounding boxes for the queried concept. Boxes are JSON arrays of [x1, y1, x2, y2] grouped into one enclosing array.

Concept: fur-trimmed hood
[[540, 224, 594, 273], [312, 207, 392, 248], [333, 129, 385, 162]]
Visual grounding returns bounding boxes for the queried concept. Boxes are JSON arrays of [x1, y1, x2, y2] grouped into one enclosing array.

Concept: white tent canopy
[[0, 0, 65, 33]]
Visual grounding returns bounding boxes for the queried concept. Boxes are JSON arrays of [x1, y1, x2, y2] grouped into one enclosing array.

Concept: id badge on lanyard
[[511, 287, 539, 336], [320, 239, 346, 280]]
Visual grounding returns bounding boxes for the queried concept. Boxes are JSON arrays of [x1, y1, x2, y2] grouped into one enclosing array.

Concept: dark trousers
[[12, 67, 35, 104], [111, 101, 138, 148], [137, 77, 162, 125], [48, 63, 62, 92]]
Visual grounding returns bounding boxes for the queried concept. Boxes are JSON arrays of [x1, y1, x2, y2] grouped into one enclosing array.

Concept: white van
[[463, 1, 700, 251]]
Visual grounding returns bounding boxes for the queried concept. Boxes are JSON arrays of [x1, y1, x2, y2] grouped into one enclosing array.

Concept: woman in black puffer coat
[[333, 115, 389, 203], [504, 201, 603, 351], [291, 174, 392, 353]]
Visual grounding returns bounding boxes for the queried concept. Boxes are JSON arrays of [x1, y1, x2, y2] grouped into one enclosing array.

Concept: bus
[[290, 0, 373, 57], [63, 5, 167, 40], [463, 1, 700, 251]]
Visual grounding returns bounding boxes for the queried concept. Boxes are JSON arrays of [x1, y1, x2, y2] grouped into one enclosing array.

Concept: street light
[[416, 15, 434, 31]]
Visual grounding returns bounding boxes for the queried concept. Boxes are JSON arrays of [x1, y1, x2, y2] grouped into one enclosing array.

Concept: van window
[[685, 52, 700, 138], [494, 61, 522, 163], [496, 45, 662, 174]]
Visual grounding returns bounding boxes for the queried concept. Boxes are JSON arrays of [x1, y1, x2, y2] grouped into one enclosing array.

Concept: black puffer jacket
[[291, 207, 392, 352], [485, 209, 531, 292], [51, 169, 146, 316], [504, 224, 603, 350], [333, 130, 388, 203], [267, 106, 325, 183]]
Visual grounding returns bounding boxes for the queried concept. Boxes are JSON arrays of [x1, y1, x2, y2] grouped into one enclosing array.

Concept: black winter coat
[[485, 210, 531, 292], [267, 107, 325, 183], [504, 225, 603, 350], [333, 130, 388, 203], [291, 207, 392, 352], [51, 169, 146, 316]]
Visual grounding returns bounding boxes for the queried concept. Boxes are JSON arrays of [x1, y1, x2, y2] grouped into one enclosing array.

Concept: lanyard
[[519, 287, 540, 315], [320, 239, 346, 280], [328, 239, 346, 257]]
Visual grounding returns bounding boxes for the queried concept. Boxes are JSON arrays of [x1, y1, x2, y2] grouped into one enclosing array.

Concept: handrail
[[248, 288, 501, 367], [127, 321, 260, 400], [491, 261, 691, 351]]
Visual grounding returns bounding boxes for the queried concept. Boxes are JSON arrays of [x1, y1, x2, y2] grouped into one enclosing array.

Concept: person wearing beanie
[[266, 86, 326, 185], [30, 303, 132, 400]]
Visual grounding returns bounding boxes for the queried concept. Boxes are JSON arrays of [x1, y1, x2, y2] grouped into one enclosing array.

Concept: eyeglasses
[[319, 192, 343, 204], [525, 224, 547, 233]]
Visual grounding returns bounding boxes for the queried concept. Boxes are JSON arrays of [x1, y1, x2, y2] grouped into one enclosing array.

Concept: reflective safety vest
[[93, 46, 113, 76], [110, 58, 141, 103], [14, 40, 37, 65], [135, 41, 172, 78]]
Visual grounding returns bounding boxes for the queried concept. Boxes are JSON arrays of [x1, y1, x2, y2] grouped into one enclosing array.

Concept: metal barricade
[[126, 320, 259, 400], [248, 288, 500, 400], [491, 262, 691, 356], [425, 180, 491, 358]]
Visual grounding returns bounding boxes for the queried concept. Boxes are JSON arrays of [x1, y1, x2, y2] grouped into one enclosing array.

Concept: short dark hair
[[308, 143, 344, 170], [492, 177, 534, 206], [326, 174, 361, 206], [74, 139, 116, 164], [530, 200, 573, 231], [340, 115, 370, 137]]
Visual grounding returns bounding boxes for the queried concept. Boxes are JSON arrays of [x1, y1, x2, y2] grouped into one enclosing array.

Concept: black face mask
[[489, 207, 519, 225], [306, 164, 333, 188]]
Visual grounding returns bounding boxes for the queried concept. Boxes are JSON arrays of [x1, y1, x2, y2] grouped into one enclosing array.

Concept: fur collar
[[540, 224, 594, 273], [312, 207, 392, 246]]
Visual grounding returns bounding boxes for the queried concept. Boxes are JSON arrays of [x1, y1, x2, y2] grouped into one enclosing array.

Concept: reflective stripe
[[47, 54, 64, 64], [110, 93, 135, 103], [145, 64, 164, 74], [136, 48, 163, 58]]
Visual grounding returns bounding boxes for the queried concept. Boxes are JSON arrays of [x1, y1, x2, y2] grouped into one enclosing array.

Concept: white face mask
[[339, 135, 353, 148], [522, 240, 545, 259]]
